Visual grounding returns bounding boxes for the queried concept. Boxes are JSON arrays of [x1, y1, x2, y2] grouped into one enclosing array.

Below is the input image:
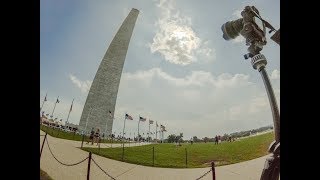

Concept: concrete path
[[40, 130, 269, 180]]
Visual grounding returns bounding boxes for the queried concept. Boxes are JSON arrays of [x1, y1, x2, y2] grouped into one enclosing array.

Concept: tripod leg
[[260, 154, 280, 180]]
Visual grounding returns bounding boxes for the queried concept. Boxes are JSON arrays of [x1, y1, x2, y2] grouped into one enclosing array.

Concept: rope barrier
[[46, 138, 88, 166], [195, 169, 212, 180], [92, 158, 117, 180]]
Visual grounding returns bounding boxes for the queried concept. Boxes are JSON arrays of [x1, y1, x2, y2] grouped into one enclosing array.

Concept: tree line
[[165, 125, 273, 143]]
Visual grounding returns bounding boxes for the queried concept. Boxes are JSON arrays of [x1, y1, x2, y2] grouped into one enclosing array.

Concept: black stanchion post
[[185, 148, 188, 168], [98, 138, 101, 155], [40, 132, 48, 159], [211, 161, 215, 180], [153, 146, 155, 166], [81, 134, 85, 148], [87, 152, 92, 180], [122, 144, 125, 161]]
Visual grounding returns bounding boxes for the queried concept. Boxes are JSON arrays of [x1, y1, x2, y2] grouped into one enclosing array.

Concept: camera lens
[[221, 18, 244, 40]]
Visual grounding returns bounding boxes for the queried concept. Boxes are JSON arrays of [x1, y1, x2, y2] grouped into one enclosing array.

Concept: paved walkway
[[40, 130, 269, 180]]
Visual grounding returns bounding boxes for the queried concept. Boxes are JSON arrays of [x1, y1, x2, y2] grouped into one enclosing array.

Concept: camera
[[221, 6, 279, 52]]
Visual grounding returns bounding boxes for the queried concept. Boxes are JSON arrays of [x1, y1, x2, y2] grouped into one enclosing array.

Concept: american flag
[[139, 116, 146, 122], [125, 113, 133, 120]]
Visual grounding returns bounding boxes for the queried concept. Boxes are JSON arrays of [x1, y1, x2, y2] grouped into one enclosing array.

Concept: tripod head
[[221, 6, 280, 60]]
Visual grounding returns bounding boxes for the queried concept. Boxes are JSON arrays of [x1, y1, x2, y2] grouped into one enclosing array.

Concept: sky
[[40, 0, 280, 140]]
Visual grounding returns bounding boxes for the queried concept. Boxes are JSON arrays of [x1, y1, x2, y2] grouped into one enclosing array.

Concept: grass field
[[40, 125, 123, 144], [82, 132, 274, 168]]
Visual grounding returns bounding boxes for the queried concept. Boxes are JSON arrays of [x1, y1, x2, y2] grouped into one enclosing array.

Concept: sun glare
[[173, 30, 187, 39]]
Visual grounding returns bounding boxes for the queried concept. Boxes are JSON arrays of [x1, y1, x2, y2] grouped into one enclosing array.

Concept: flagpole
[[156, 122, 158, 142], [40, 93, 47, 113], [122, 113, 127, 147], [51, 96, 59, 118], [105, 111, 112, 138], [138, 115, 141, 142], [148, 121, 150, 142], [84, 107, 92, 134], [66, 98, 74, 124]]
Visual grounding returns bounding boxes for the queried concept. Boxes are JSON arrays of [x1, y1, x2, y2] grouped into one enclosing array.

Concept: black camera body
[[221, 6, 279, 58]]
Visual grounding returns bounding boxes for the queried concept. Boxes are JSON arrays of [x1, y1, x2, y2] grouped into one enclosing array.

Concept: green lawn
[[40, 125, 123, 144], [82, 132, 274, 168]]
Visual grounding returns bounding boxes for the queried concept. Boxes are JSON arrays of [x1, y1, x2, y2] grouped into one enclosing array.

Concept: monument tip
[[132, 8, 139, 12]]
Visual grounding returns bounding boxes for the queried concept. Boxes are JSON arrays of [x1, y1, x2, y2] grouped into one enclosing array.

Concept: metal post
[[98, 138, 101, 155], [148, 122, 150, 142], [111, 136, 113, 148], [87, 152, 92, 180], [251, 54, 280, 143], [122, 116, 127, 148], [50, 96, 59, 118], [185, 148, 188, 168], [65, 98, 74, 124], [84, 108, 93, 133], [40, 93, 47, 113], [40, 133, 47, 159], [153, 146, 155, 166], [211, 161, 216, 180], [122, 143, 125, 161], [81, 134, 85, 148], [137, 118, 141, 142], [259, 67, 280, 142]]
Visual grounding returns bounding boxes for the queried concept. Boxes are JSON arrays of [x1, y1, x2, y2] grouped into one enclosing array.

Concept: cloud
[[112, 67, 271, 138], [148, 0, 215, 65], [69, 74, 92, 93], [123, 68, 251, 88], [271, 69, 280, 80]]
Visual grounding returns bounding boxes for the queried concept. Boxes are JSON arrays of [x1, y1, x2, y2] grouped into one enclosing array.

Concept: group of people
[[86, 128, 101, 145]]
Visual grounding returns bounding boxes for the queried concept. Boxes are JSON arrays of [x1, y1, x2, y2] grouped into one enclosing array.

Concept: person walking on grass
[[215, 135, 219, 145]]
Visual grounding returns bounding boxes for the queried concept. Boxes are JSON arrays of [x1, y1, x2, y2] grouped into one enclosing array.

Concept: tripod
[[245, 43, 280, 180]]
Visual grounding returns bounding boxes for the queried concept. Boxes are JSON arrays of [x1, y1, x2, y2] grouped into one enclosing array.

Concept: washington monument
[[79, 8, 139, 135]]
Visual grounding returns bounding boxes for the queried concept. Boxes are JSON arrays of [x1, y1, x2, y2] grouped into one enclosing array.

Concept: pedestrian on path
[[94, 128, 100, 146], [86, 128, 95, 145]]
